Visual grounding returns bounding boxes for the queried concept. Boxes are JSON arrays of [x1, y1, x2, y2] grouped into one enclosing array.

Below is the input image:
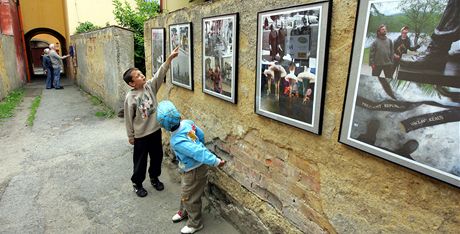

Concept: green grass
[[27, 95, 41, 126], [363, 47, 370, 65], [89, 95, 115, 119], [0, 89, 25, 119]]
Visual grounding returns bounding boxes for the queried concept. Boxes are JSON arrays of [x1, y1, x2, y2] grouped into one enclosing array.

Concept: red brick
[[288, 155, 319, 176], [297, 172, 321, 193]]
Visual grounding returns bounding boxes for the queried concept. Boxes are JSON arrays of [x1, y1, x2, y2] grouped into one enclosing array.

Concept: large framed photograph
[[151, 28, 165, 79], [202, 13, 239, 103], [255, 1, 331, 134], [169, 22, 193, 90], [340, 0, 460, 187]]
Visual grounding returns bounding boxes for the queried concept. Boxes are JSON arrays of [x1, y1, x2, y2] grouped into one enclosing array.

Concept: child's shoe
[[172, 210, 188, 223], [150, 178, 164, 191], [133, 184, 148, 197], [180, 224, 203, 234]]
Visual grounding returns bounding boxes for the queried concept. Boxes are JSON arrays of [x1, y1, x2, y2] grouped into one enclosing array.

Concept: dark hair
[[123, 68, 138, 85]]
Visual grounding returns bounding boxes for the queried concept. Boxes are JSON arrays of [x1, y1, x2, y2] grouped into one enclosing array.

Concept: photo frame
[[151, 28, 165, 80], [169, 22, 193, 90], [255, 1, 331, 134], [202, 13, 239, 103], [339, 0, 459, 187]]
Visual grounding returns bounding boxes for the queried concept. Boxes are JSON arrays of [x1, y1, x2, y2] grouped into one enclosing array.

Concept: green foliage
[[368, 0, 446, 42], [76, 21, 101, 33], [89, 95, 115, 119], [398, 0, 447, 45], [0, 89, 24, 119], [27, 95, 41, 126], [363, 47, 370, 65], [368, 14, 407, 35], [112, 0, 160, 74]]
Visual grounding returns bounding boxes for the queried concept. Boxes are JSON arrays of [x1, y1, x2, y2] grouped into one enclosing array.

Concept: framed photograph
[[202, 13, 239, 103], [255, 1, 331, 134], [151, 28, 165, 79], [339, 0, 460, 187], [169, 22, 193, 90]]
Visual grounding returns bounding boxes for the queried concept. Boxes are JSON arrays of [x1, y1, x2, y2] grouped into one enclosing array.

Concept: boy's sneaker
[[150, 178, 164, 191], [172, 210, 188, 223], [133, 184, 148, 197], [180, 224, 203, 234]]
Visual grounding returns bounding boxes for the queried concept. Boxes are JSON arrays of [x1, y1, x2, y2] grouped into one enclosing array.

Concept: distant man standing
[[42, 48, 54, 89], [369, 24, 394, 78], [49, 44, 70, 89]]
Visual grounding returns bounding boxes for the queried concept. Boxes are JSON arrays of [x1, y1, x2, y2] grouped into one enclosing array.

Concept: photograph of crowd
[[151, 28, 165, 79], [202, 13, 238, 103], [255, 2, 330, 134], [340, 0, 460, 187], [169, 23, 193, 90]]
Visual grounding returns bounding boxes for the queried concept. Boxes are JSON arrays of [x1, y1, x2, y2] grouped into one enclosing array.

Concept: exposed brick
[[283, 163, 301, 178], [242, 130, 261, 146], [251, 158, 270, 174], [269, 157, 285, 173], [298, 172, 321, 193], [271, 171, 287, 186], [299, 202, 334, 233], [288, 183, 306, 201], [258, 144, 289, 162], [288, 155, 319, 176], [215, 139, 231, 154]]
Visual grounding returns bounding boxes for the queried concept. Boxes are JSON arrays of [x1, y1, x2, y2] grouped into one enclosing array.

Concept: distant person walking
[[42, 48, 54, 89], [48, 44, 70, 89]]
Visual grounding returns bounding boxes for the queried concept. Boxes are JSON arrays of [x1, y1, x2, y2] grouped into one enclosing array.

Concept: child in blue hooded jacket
[[156, 100, 225, 234]]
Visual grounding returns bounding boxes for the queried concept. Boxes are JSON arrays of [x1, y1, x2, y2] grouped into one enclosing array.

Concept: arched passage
[[24, 28, 67, 79]]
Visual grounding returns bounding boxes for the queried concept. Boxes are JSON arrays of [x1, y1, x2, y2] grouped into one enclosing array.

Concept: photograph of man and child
[[343, 0, 459, 186]]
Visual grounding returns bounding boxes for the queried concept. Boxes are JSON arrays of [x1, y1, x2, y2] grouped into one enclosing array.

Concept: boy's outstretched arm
[[175, 140, 223, 168], [150, 46, 180, 91], [166, 46, 179, 65]]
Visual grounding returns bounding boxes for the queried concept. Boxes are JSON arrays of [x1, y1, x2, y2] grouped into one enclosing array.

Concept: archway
[[24, 28, 67, 79]]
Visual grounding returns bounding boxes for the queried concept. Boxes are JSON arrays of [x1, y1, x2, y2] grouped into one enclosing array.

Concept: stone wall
[[70, 26, 134, 111], [0, 34, 25, 100], [145, 0, 460, 233]]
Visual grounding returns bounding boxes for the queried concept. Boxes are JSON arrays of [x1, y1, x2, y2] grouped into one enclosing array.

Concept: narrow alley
[[0, 78, 239, 233]]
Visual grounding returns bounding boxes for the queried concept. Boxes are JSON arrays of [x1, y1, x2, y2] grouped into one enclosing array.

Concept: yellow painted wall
[[162, 0, 207, 12], [21, 0, 68, 40], [65, 0, 137, 35], [32, 34, 59, 45]]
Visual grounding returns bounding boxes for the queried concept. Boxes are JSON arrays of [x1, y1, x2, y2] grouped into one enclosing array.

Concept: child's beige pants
[[180, 164, 208, 228]]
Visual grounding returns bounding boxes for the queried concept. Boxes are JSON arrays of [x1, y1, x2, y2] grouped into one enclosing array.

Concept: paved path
[[0, 78, 239, 234]]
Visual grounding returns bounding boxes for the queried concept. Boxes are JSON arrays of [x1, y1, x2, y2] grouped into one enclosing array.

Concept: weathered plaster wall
[[71, 26, 134, 111], [0, 34, 24, 100], [146, 0, 460, 233]]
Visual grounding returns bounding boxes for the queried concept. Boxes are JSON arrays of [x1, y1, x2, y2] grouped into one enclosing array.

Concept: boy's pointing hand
[[167, 46, 180, 64]]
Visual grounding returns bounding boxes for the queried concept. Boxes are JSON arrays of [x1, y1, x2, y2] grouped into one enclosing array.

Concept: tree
[[113, 0, 160, 73], [75, 21, 101, 34], [399, 0, 448, 46]]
